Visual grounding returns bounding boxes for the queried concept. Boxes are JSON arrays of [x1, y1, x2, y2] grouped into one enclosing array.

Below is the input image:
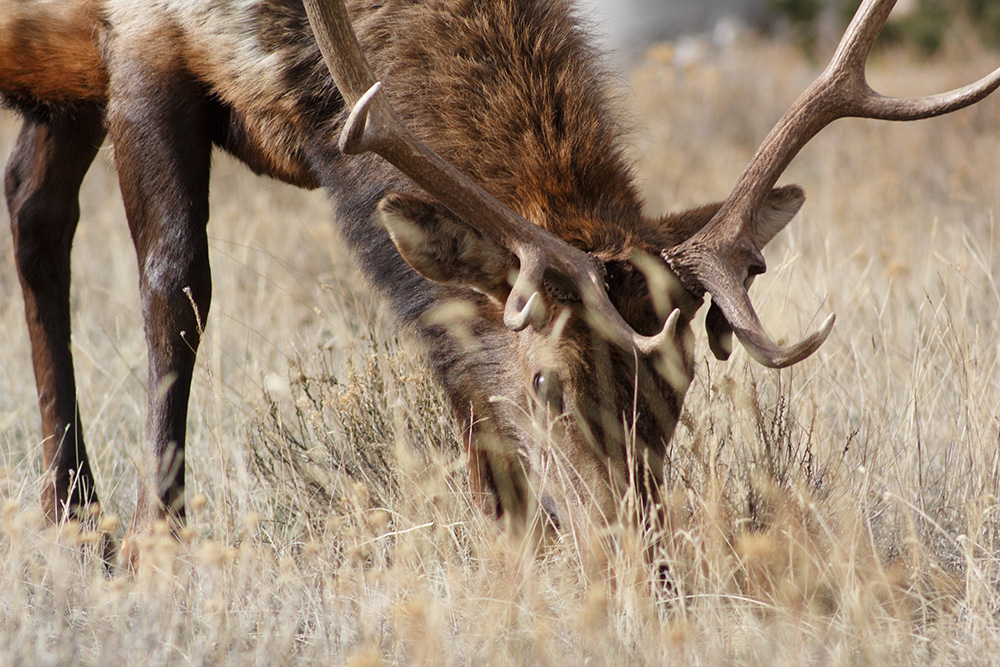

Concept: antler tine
[[858, 69, 1000, 121], [705, 258, 836, 367], [302, 0, 677, 354], [665, 0, 1000, 368], [830, 0, 1000, 120], [833, 0, 895, 68]]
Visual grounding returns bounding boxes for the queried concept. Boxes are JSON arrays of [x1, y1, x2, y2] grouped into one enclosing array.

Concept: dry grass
[[2, 34, 1000, 664]]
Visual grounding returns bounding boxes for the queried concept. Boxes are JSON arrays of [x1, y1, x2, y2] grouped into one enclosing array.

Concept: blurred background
[[577, 0, 770, 54], [577, 0, 1000, 59]]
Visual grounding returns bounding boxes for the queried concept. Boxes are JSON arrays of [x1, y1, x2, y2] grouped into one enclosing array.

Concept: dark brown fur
[[4, 104, 106, 520]]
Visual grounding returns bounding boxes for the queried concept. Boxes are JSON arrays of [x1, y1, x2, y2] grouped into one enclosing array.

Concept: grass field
[[2, 33, 1000, 664]]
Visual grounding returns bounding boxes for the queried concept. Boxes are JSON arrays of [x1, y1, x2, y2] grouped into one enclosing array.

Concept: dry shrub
[[246, 329, 461, 535]]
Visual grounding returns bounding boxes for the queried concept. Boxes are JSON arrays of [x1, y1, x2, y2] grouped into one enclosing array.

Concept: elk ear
[[754, 184, 805, 248], [656, 185, 804, 362], [378, 193, 515, 299], [656, 184, 805, 248]]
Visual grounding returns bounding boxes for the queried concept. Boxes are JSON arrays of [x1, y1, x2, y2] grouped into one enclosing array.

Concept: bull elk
[[2, 0, 998, 563]]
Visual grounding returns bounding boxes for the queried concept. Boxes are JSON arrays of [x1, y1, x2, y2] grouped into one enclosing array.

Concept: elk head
[[302, 0, 1000, 527]]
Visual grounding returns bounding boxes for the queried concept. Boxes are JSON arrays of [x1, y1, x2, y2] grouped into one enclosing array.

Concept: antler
[[664, 0, 1000, 368], [301, 0, 677, 354]]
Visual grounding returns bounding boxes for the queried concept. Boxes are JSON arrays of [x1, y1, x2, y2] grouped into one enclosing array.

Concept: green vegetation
[[770, 0, 1000, 52]]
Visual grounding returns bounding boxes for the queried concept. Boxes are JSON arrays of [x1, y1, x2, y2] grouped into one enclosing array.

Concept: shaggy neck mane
[[348, 0, 646, 254]]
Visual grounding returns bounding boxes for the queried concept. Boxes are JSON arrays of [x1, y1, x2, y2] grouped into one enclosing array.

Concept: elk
[[2, 0, 998, 562]]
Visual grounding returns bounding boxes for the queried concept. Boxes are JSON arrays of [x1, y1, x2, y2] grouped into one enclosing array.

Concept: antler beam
[[664, 0, 1000, 368]]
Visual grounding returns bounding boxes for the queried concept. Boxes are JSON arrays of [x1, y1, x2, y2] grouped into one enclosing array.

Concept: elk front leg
[[4, 106, 106, 522], [106, 64, 213, 555]]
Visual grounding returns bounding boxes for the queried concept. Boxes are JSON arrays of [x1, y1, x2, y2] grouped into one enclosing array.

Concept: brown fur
[[0, 0, 107, 106]]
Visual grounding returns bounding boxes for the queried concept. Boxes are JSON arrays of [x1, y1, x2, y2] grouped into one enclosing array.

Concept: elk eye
[[532, 371, 564, 414]]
